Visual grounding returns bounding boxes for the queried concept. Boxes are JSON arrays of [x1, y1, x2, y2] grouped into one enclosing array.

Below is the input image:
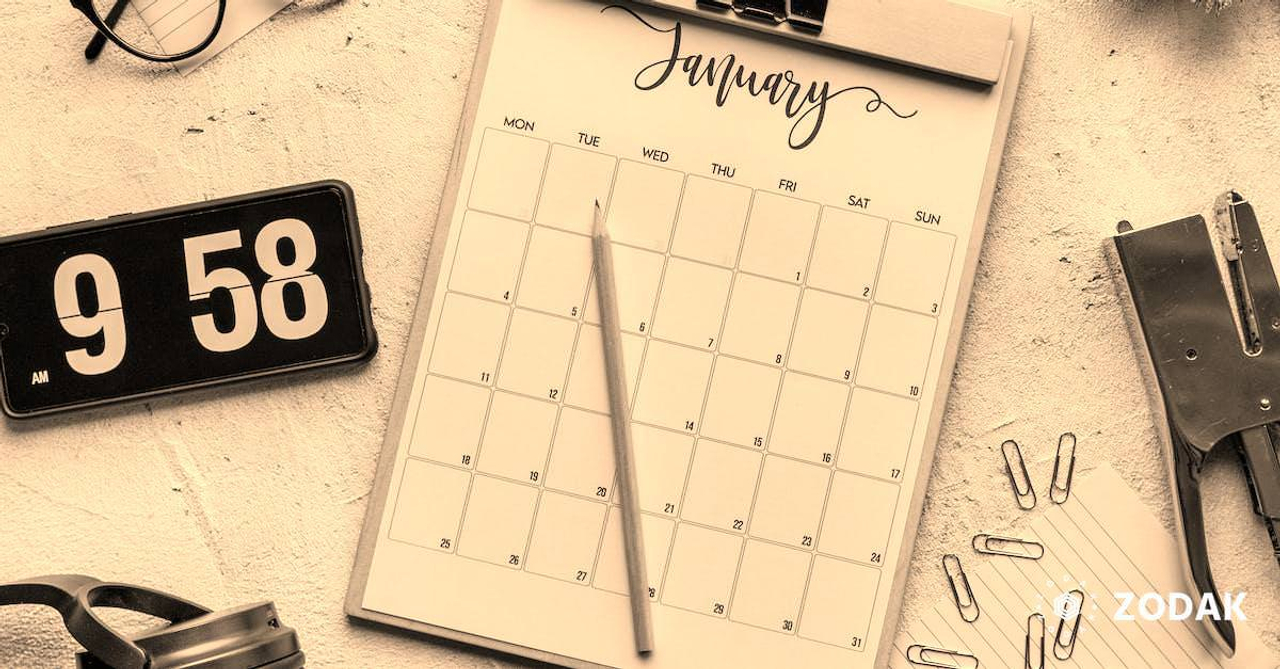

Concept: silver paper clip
[[1025, 613, 1045, 669], [1002, 439, 1037, 510], [1049, 432, 1077, 504], [906, 644, 980, 668], [942, 553, 980, 623], [971, 534, 1045, 560], [1053, 589, 1084, 660]]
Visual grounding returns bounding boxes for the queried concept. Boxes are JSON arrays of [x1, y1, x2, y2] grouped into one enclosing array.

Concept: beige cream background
[[1, 0, 1279, 666]]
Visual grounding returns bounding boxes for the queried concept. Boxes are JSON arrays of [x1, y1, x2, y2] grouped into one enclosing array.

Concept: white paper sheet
[[889, 465, 1279, 669], [134, 0, 290, 73]]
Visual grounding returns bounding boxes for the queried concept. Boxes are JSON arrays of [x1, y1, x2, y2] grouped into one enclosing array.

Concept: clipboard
[[347, 1, 1031, 667]]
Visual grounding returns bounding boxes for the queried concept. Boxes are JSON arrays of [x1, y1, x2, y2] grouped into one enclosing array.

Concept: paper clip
[[942, 553, 980, 623], [1002, 439, 1037, 510], [1053, 589, 1085, 660], [1025, 613, 1045, 669], [971, 533, 1045, 560], [906, 644, 980, 668], [1049, 432, 1077, 504]]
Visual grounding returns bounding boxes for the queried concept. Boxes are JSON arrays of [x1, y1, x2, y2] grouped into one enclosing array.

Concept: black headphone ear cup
[[78, 602, 303, 669], [0, 576, 302, 669]]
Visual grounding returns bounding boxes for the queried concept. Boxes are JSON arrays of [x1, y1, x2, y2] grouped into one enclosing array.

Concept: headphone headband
[[0, 575, 304, 669]]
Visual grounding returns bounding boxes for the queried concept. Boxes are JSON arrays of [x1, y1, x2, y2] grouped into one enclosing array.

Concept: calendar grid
[[542, 155, 623, 586], [446, 131, 553, 564], [803, 216, 894, 578], [658, 178, 763, 619], [605, 161, 684, 582], [391, 126, 959, 650], [492, 145, 621, 582], [723, 188, 822, 627], [400, 443, 904, 529], [391, 450, 902, 574], [631, 171, 747, 608], [433, 222, 945, 342], [421, 326, 931, 409]]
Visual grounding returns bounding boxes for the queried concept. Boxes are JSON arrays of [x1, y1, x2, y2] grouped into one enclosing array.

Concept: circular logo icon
[[1054, 592, 1082, 621]]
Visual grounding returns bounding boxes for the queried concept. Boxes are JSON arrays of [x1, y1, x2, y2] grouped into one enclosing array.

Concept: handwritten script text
[[604, 5, 917, 150]]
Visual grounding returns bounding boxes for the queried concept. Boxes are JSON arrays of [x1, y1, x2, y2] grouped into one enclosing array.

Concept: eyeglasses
[[70, 0, 228, 63]]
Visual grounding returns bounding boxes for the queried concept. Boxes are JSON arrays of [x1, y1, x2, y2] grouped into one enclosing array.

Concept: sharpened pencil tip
[[593, 199, 606, 238]]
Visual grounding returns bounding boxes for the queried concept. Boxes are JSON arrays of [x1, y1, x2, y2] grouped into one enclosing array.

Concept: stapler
[[1111, 191, 1280, 657]]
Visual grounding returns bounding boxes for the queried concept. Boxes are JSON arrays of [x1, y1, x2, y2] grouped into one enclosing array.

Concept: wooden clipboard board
[[347, 2, 1031, 667]]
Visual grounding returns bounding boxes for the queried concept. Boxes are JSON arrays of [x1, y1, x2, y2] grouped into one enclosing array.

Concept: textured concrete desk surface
[[3, 0, 1280, 665]]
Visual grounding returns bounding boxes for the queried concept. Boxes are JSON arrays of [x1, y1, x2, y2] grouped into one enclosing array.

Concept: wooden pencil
[[592, 199, 655, 654]]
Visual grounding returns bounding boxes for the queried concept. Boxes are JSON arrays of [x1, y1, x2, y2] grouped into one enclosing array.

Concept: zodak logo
[[1033, 576, 1101, 628], [1053, 591, 1083, 621], [1114, 591, 1247, 622], [1035, 576, 1246, 626]]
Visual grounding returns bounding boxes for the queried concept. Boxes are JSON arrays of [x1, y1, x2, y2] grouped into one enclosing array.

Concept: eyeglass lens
[[90, 0, 220, 60]]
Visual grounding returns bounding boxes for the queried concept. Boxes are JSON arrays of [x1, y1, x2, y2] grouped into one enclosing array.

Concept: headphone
[[0, 574, 304, 668]]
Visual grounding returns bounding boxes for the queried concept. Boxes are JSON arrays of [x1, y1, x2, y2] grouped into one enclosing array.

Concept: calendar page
[[355, 1, 1021, 666]]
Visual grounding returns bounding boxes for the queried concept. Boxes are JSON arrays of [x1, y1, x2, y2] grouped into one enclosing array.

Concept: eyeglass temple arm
[[85, 0, 131, 61]]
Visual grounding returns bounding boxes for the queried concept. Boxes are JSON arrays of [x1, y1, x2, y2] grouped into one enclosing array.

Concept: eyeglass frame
[[70, 0, 228, 63]]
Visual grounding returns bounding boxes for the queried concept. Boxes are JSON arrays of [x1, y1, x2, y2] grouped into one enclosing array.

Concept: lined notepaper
[[890, 466, 1278, 669], [134, 0, 290, 73]]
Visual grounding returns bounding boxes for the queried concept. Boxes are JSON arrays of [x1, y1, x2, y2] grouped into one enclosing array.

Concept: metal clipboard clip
[[1110, 191, 1280, 657], [695, 0, 828, 32], [619, 0, 1017, 85]]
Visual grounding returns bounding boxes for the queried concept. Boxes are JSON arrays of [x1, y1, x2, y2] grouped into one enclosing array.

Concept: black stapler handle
[[1166, 425, 1236, 653]]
